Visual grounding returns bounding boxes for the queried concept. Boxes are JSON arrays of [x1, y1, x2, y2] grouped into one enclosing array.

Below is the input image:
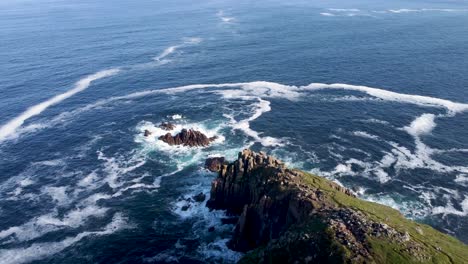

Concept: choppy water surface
[[1, 0, 468, 263]]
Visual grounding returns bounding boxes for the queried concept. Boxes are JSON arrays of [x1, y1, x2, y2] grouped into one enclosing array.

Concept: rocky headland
[[206, 150, 468, 264]]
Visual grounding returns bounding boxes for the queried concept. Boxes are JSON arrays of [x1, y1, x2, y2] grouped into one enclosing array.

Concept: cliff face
[[207, 150, 468, 264]]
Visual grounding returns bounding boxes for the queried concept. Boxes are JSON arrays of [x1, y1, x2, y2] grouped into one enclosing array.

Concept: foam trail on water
[[229, 98, 283, 146], [352, 131, 379, 140], [0, 69, 120, 142], [15, 81, 468, 142], [153, 38, 202, 61], [154, 46, 178, 61], [388, 8, 468, 13], [303, 83, 468, 113], [328, 8, 361, 12]]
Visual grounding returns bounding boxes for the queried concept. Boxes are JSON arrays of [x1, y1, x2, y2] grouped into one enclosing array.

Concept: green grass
[[300, 171, 468, 264]]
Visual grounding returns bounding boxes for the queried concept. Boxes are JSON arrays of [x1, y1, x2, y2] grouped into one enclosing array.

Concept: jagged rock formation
[[205, 157, 227, 172], [207, 150, 468, 264], [158, 129, 217, 147], [159, 122, 175, 131]]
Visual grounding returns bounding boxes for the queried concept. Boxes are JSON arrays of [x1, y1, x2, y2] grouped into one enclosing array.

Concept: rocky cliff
[[207, 150, 468, 264]]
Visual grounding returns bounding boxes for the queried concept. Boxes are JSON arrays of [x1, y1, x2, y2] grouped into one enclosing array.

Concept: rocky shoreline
[[206, 150, 468, 264]]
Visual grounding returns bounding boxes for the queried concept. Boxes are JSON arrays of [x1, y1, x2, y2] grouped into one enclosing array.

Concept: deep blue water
[[1, 0, 468, 263]]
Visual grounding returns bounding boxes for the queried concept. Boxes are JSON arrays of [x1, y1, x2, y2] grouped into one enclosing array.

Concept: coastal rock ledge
[[207, 150, 468, 264]]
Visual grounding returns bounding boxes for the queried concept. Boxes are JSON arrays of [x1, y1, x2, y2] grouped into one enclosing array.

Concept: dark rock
[[159, 129, 217, 147], [159, 122, 175, 131], [204, 150, 464, 263], [144, 129, 152, 137], [208, 226, 215, 232], [221, 217, 239, 225], [193, 192, 206, 203], [205, 157, 226, 172], [181, 205, 190, 211]]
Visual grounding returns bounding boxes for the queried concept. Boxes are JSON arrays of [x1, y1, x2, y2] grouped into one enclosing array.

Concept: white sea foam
[[328, 8, 361, 12], [226, 98, 283, 147], [171, 114, 183, 120], [11, 81, 468, 154], [197, 238, 243, 263], [352, 138, 468, 183], [388, 8, 468, 13], [389, 9, 421, 13], [432, 197, 468, 216], [352, 131, 379, 140], [216, 10, 236, 23], [77, 171, 99, 188], [168, 177, 244, 263], [0, 69, 120, 142], [455, 174, 468, 185], [0, 192, 110, 244], [321, 9, 375, 18], [364, 194, 430, 218], [325, 95, 378, 102], [361, 118, 390, 125], [154, 46, 178, 61], [153, 38, 203, 61], [404, 114, 436, 137], [111, 181, 160, 198], [32, 159, 65, 167], [19, 178, 34, 187], [97, 150, 146, 189], [42, 186, 69, 206], [0, 213, 128, 264], [303, 83, 468, 113], [102, 81, 467, 115], [334, 163, 354, 175]]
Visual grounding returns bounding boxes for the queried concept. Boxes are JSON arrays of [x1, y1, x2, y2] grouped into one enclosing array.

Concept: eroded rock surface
[[159, 122, 175, 131], [205, 157, 226, 172], [206, 150, 468, 264], [158, 129, 217, 147]]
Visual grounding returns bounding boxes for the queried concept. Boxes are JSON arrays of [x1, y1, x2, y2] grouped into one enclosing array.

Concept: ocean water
[[1, 0, 468, 263]]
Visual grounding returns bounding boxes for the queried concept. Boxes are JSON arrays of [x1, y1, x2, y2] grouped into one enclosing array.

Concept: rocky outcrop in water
[[192, 192, 206, 203], [159, 122, 175, 131], [206, 150, 468, 264], [144, 129, 152, 137], [205, 157, 226, 172], [158, 129, 217, 147]]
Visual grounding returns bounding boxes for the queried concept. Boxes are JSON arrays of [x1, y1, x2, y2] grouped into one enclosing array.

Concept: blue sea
[[1, 0, 468, 263]]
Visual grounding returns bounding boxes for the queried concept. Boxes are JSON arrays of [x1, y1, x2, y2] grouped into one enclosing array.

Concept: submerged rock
[[159, 129, 217, 147], [204, 157, 226, 172], [159, 122, 175, 131], [144, 129, 152, 137], [192, 192, 206, 203], [206, 149, 468, 263]]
